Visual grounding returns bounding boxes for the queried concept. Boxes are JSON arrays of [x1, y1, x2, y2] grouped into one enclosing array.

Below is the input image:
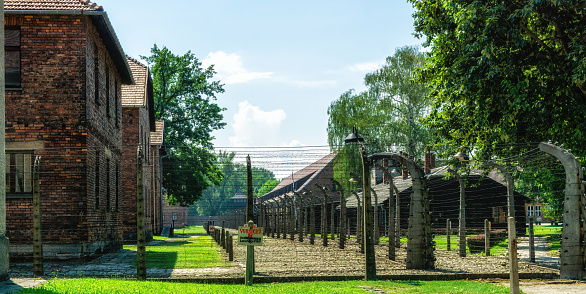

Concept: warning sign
[[237, 225, 264, 246]]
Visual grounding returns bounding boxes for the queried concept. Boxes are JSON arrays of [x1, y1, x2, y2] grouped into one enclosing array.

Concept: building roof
[[122, 56, 156, 130], [122, 56, 149, 107], [150, 121, 165, 146], [5, 0, 134, 85], [5, 0, 103, 11], [345, 166, 520, 209]]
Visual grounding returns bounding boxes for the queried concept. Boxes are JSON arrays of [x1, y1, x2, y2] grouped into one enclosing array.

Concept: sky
[[96, 0, 422, 149]]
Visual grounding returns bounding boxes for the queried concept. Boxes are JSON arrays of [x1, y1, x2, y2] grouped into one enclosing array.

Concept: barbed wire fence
[[4, 142, 582, 280]]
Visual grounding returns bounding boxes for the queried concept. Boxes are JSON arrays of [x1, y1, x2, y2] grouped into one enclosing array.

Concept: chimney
[[400, 151, 409, 179], [382, 159, 389, 183], [424, 152, 435, 174]]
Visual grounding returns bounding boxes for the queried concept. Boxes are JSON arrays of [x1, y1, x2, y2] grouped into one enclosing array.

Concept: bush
[[466, 229, 507, 253]]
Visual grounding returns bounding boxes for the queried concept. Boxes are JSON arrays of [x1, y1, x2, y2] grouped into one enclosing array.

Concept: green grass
[[530, 225, 561, 255], [174, 225, 207, 235], [123, 235, 230, 269], [18, 278, 511, 294]]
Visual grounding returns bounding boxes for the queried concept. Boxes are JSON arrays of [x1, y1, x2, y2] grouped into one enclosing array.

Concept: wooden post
[[294, 192, 304, 242], [446, 219, 451, 251], [245, 220, 255, 286], [221, 221, 225, 249], [353, 191, 363, 253], [307, 189, 316, 245], [245, 156, 255, 274], [529, 217, 535, 262], [32, 156, 42, 276], [228, 234, 234, 261], [225, 230, 229, 253], [136, 147, 146, 280], [360, 147, 376, 280], [508, 217, 520, 294], [485, 219, 490, 257], [371, 188, 379, 245], [316, 185, 328, 247], [332, 180, 346, 250], [449, 169, 466, 258]]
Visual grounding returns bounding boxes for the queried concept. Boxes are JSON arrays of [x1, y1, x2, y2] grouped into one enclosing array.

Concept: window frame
[[5, 26, 21, 88], [6, 151, 34, 198]]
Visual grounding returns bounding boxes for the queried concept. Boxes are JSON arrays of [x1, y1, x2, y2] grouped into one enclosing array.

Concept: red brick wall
[[121, 106, 155, 242], [5, 14, 124, 258], [162, 198, 188, 229]]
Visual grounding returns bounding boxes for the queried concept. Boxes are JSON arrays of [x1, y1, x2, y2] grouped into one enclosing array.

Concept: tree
[[364, 45, 432, 157], [196, 151, 277, 216], [142, 45, 226, 206], [410, 0, 586, 159], [327, 47, 431, 190], [256, 179, 279, 197]]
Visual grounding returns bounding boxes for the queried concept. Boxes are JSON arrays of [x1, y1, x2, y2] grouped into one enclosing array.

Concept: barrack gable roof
[[122, 56, 148, 107], [5, 0, 103, 11], [122, 56, 156, 130], [5, 0, 134, 85], [150, 121, 164, 146]]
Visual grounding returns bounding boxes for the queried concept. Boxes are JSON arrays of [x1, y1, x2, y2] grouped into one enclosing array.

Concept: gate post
[[539, 142, 585, 279]]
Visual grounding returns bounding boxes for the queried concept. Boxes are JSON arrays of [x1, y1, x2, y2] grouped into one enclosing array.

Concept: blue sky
[[97, 0, 421, 149]]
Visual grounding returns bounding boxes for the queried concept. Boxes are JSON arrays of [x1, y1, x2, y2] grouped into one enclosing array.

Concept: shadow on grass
[[146, 251, 179, 269]]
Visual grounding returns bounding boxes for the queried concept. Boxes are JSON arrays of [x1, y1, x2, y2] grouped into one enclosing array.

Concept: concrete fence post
[[485, 219, 490, 257], [33, 156, 42, 276], [136, 147, 146, 280], [529, 217, 535, 262], [446, 219, 451, 251], [539, 142, 584, 279]]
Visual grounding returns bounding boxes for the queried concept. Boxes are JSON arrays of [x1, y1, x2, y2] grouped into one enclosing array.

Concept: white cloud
[[348, 61, 381, 72], [229, 101, 287, 147], [202, 51, 273, 84]]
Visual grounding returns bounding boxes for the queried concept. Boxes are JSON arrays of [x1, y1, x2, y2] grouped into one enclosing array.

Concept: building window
[[5, 27, 21, 88], [6, 152, 33, 196], [528, 205, 534, 217]]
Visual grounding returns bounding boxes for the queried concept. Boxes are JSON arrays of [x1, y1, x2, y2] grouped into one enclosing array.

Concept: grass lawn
[[18, 278, 511, 294], [174, 225, 208, 235], [530, 225, 561, 255], [124, 230, 230, 269]]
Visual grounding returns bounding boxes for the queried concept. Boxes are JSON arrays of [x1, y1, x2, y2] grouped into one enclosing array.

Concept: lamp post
[[452, 149, 469, 258], [345, 127, 376, 280]]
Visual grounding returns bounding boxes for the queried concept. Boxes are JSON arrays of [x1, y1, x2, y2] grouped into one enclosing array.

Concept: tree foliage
[[195, 151, 277, 216], [410, 0, 586, 159], [142, 45, 226, 206], [327, 46, 431, 190]]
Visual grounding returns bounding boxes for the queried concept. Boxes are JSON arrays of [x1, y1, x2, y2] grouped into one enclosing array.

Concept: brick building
[[162, 197, 188, 230], [121, 56, 161, 242], [4, 0, 134, 259], [149, 121, 165, 237]]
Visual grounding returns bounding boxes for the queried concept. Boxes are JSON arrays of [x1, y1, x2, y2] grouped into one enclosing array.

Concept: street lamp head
[[344, 126, 365, 144], [348, 177, 359, 183], [453, 151, 470, 162]]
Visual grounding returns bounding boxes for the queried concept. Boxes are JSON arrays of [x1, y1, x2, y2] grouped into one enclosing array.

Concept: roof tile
[[150, 121, 164, 145], [121, 56, 148, 107], [5, 0, 103, 11]]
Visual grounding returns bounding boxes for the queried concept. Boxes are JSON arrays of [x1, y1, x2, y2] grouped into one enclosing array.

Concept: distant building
[[121, 56, 160, 242]]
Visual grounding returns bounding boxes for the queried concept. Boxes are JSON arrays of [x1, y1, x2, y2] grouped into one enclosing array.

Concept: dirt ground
[[3, 232, 580, 293]]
